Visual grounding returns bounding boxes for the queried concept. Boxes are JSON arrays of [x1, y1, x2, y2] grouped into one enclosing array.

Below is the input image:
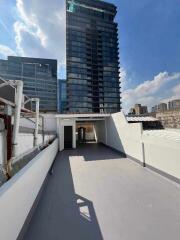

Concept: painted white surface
[[0, 139, 58, 240], [17, 133, 55, 157], [102, 112, 180, 180], [94, 120, 106, 143], [20, 115, 57, 133], [43, 115, 57, 133], [142, 131, 180, 179], [58, 118, 76, 151], [95, 112, 144, 162], [102, 113, 180, 180], [20, 118, 42, 131], [0, 132, 54, 165]]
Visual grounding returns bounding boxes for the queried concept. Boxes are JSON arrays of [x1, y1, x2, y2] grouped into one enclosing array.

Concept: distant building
[[151, 105, 157, 113], [156, 110, 180, 129], [0, 56, 57, 112], [150, 100, 180, 129], [151, 103, 167, 112], [168, 99, 180, 110], [158, 103, 167, 112], [58, 79, 67, 113], [126, 116, 164, 130], [132, 104, 148, 115], [129, 104, 148, 115], [128, 108, 135, 115]]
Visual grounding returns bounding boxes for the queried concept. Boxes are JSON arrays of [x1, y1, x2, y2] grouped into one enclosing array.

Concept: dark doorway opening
[[64, 126, 73, 149]]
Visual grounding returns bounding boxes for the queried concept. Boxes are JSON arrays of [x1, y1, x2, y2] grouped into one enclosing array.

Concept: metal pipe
[[42, 116, 45, 144], [24, 97, 40, 147], [34, 98, 39, 147], [12, 81, 23, 158]]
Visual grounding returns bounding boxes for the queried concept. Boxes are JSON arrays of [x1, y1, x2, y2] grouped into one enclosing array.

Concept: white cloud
[[14, 0, 66, 76], [172, 84, 180, 96], [120, 67, 127, 90], [0, 44, 16, 58], [161, 84, 180, 103], [122, 71, 180, 113]]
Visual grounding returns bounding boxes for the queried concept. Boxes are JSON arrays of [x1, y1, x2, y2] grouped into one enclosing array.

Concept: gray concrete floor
[[23, 143, 180, 240]]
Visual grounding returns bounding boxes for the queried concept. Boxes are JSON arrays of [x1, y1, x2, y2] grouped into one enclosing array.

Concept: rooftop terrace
[[23, 143, 180, 240]]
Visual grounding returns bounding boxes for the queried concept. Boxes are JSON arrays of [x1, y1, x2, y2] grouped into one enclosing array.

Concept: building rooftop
[[23, 143, 180, 240], [126, 116, 158, 122]]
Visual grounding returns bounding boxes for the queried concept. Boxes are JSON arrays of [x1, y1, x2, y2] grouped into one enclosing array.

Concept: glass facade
[[58, 79, 67, 113], [0, 56, 57, 112], [66, 0, 121, 113]]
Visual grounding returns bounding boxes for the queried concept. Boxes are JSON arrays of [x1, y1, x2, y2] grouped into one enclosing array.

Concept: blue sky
[[0, 0, 180, 112]]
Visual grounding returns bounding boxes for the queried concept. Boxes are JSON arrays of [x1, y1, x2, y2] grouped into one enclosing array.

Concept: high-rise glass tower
[[58, 79, 67, 113], [66, 0, 121, 113]]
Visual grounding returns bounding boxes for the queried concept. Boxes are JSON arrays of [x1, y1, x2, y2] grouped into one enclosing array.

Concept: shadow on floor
[[73, 142, 125, 161], [23, 150, 103, 240]]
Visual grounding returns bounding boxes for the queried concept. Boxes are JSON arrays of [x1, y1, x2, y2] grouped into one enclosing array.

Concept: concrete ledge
[[146, 163, 180, 185], [126, 154, 144, 166], [0, 139, 58, 240], [17, 171, 49, 240], [127, 155, 180, 185], [102, 142, 180, 185]]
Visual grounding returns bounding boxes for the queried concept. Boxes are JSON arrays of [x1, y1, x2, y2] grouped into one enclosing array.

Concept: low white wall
[[0, 138, 58, 240], [95, 112, 144, 162], [17, 133, 55, 157], [142, 134, 180, 180], [103, 112, 180, 180], [99, 112, 180, 181], [0, 132, 55, 165]]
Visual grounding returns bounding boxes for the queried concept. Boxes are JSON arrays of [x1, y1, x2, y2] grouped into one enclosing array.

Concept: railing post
[[142, 142, 146, 167], [34, 98, 39, 147], [12, 81, 23, 158]]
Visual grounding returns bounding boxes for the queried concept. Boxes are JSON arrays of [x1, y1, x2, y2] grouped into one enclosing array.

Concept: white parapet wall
[[0, 132, 55, 165], [95, 112, 180, 182], [0, 138, 58, 240], [142, 131, 180, 180], [95, 112, 144, 162]]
